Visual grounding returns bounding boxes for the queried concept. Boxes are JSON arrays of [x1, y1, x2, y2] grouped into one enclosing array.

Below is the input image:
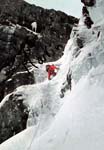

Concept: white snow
[[31, 22, 37, 32], [1, 0, 104, 149]]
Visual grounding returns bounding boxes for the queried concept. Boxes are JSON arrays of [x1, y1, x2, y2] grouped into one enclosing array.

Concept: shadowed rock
[[81, 0, 96, 7], [0, 93, 29, 144]]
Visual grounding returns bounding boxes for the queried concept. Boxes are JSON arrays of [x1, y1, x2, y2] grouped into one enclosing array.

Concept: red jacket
[[47, 65, 57, 80]]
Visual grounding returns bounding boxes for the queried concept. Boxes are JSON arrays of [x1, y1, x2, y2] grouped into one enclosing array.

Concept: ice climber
[[46, 64, 58, 80]]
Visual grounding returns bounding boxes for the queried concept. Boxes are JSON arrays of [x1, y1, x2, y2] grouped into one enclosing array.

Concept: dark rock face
[[76, 35, 84, 49], [81, 0, 95, 28], [0, 0, 78, 61], [0, 0, 79, 144], [82, 6, 94, 29], [0, 93, 28, 144], [81, 0, 96, 6], [82, 6, 89, 16], [0, 25, 36, 101], [84, 16, 93, 29]]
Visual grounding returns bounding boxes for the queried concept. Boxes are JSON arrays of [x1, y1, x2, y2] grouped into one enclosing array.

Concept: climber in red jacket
[[46, 64, 58, 80]]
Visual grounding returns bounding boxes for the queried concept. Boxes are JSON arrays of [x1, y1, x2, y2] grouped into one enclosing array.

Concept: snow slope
[[1, 0, 104, 149]]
